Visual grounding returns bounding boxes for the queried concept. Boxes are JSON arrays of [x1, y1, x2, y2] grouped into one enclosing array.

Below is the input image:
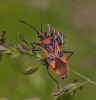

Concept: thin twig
[[69, 68, 96, 85]]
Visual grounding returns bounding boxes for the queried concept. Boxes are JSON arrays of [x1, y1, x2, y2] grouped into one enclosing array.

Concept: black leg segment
[[31, 42, 40, 45], [31, 42, 41, 55], [63, 50, 73, 60], [46, 62, 59, 90], [31, 42, 40, 49], [32, 48, 42, 55]]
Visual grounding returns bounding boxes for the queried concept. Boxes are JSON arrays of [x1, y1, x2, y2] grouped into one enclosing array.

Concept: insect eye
[[38, 34, 43, 38]]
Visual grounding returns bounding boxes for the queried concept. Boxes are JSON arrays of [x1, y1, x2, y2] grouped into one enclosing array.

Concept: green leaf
[[22, 65, 39, 75]]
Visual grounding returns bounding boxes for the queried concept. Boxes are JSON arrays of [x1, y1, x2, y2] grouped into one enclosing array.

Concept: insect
[[20, 8, 73, 90]]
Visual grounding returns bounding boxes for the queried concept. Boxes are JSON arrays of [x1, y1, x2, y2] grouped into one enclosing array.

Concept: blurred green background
[[0, 0, 96, 100]]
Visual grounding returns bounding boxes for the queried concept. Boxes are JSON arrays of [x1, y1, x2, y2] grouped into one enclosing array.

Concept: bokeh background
[[0, 0, 96, 100]]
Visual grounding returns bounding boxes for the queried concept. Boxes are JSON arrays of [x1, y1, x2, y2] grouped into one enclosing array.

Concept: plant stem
[[82, 80, 89, 85], [69, 68, 96, 85]]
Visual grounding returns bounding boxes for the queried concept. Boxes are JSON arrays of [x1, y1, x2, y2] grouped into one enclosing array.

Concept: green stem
[[82, 80, 89, 85], [69, 68, 96, 85]]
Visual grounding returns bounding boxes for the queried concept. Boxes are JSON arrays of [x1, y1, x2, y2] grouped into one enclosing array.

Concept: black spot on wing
[[58, 51, 63, 58], [47, 56, 54, 62], [50, 38, 55, 49], [42, 42, 53, 54]]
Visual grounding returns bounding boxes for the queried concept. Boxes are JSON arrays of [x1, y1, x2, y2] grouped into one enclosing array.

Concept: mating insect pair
[[20, 9, 73, 90]]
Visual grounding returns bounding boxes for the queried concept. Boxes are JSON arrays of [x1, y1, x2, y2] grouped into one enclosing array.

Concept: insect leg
[[32, 48, 41, 55], [30, 42, 41, 55], [31, 42, 40, 49], [31, 42, 40, 45], [46, 62, 59, 90], [63, 50, 73, 60], [32, 48, 42, 51]]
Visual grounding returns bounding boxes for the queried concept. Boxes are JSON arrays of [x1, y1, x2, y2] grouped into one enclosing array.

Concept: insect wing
[[54, 57, 68, 79]]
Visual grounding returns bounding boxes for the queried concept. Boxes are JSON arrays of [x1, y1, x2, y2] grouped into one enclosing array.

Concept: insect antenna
[[40, 7, 46, 32], [20, 20, 39, 35]]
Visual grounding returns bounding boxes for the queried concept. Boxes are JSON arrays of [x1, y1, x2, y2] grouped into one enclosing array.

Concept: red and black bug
[[20, 9, 73, 90]]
